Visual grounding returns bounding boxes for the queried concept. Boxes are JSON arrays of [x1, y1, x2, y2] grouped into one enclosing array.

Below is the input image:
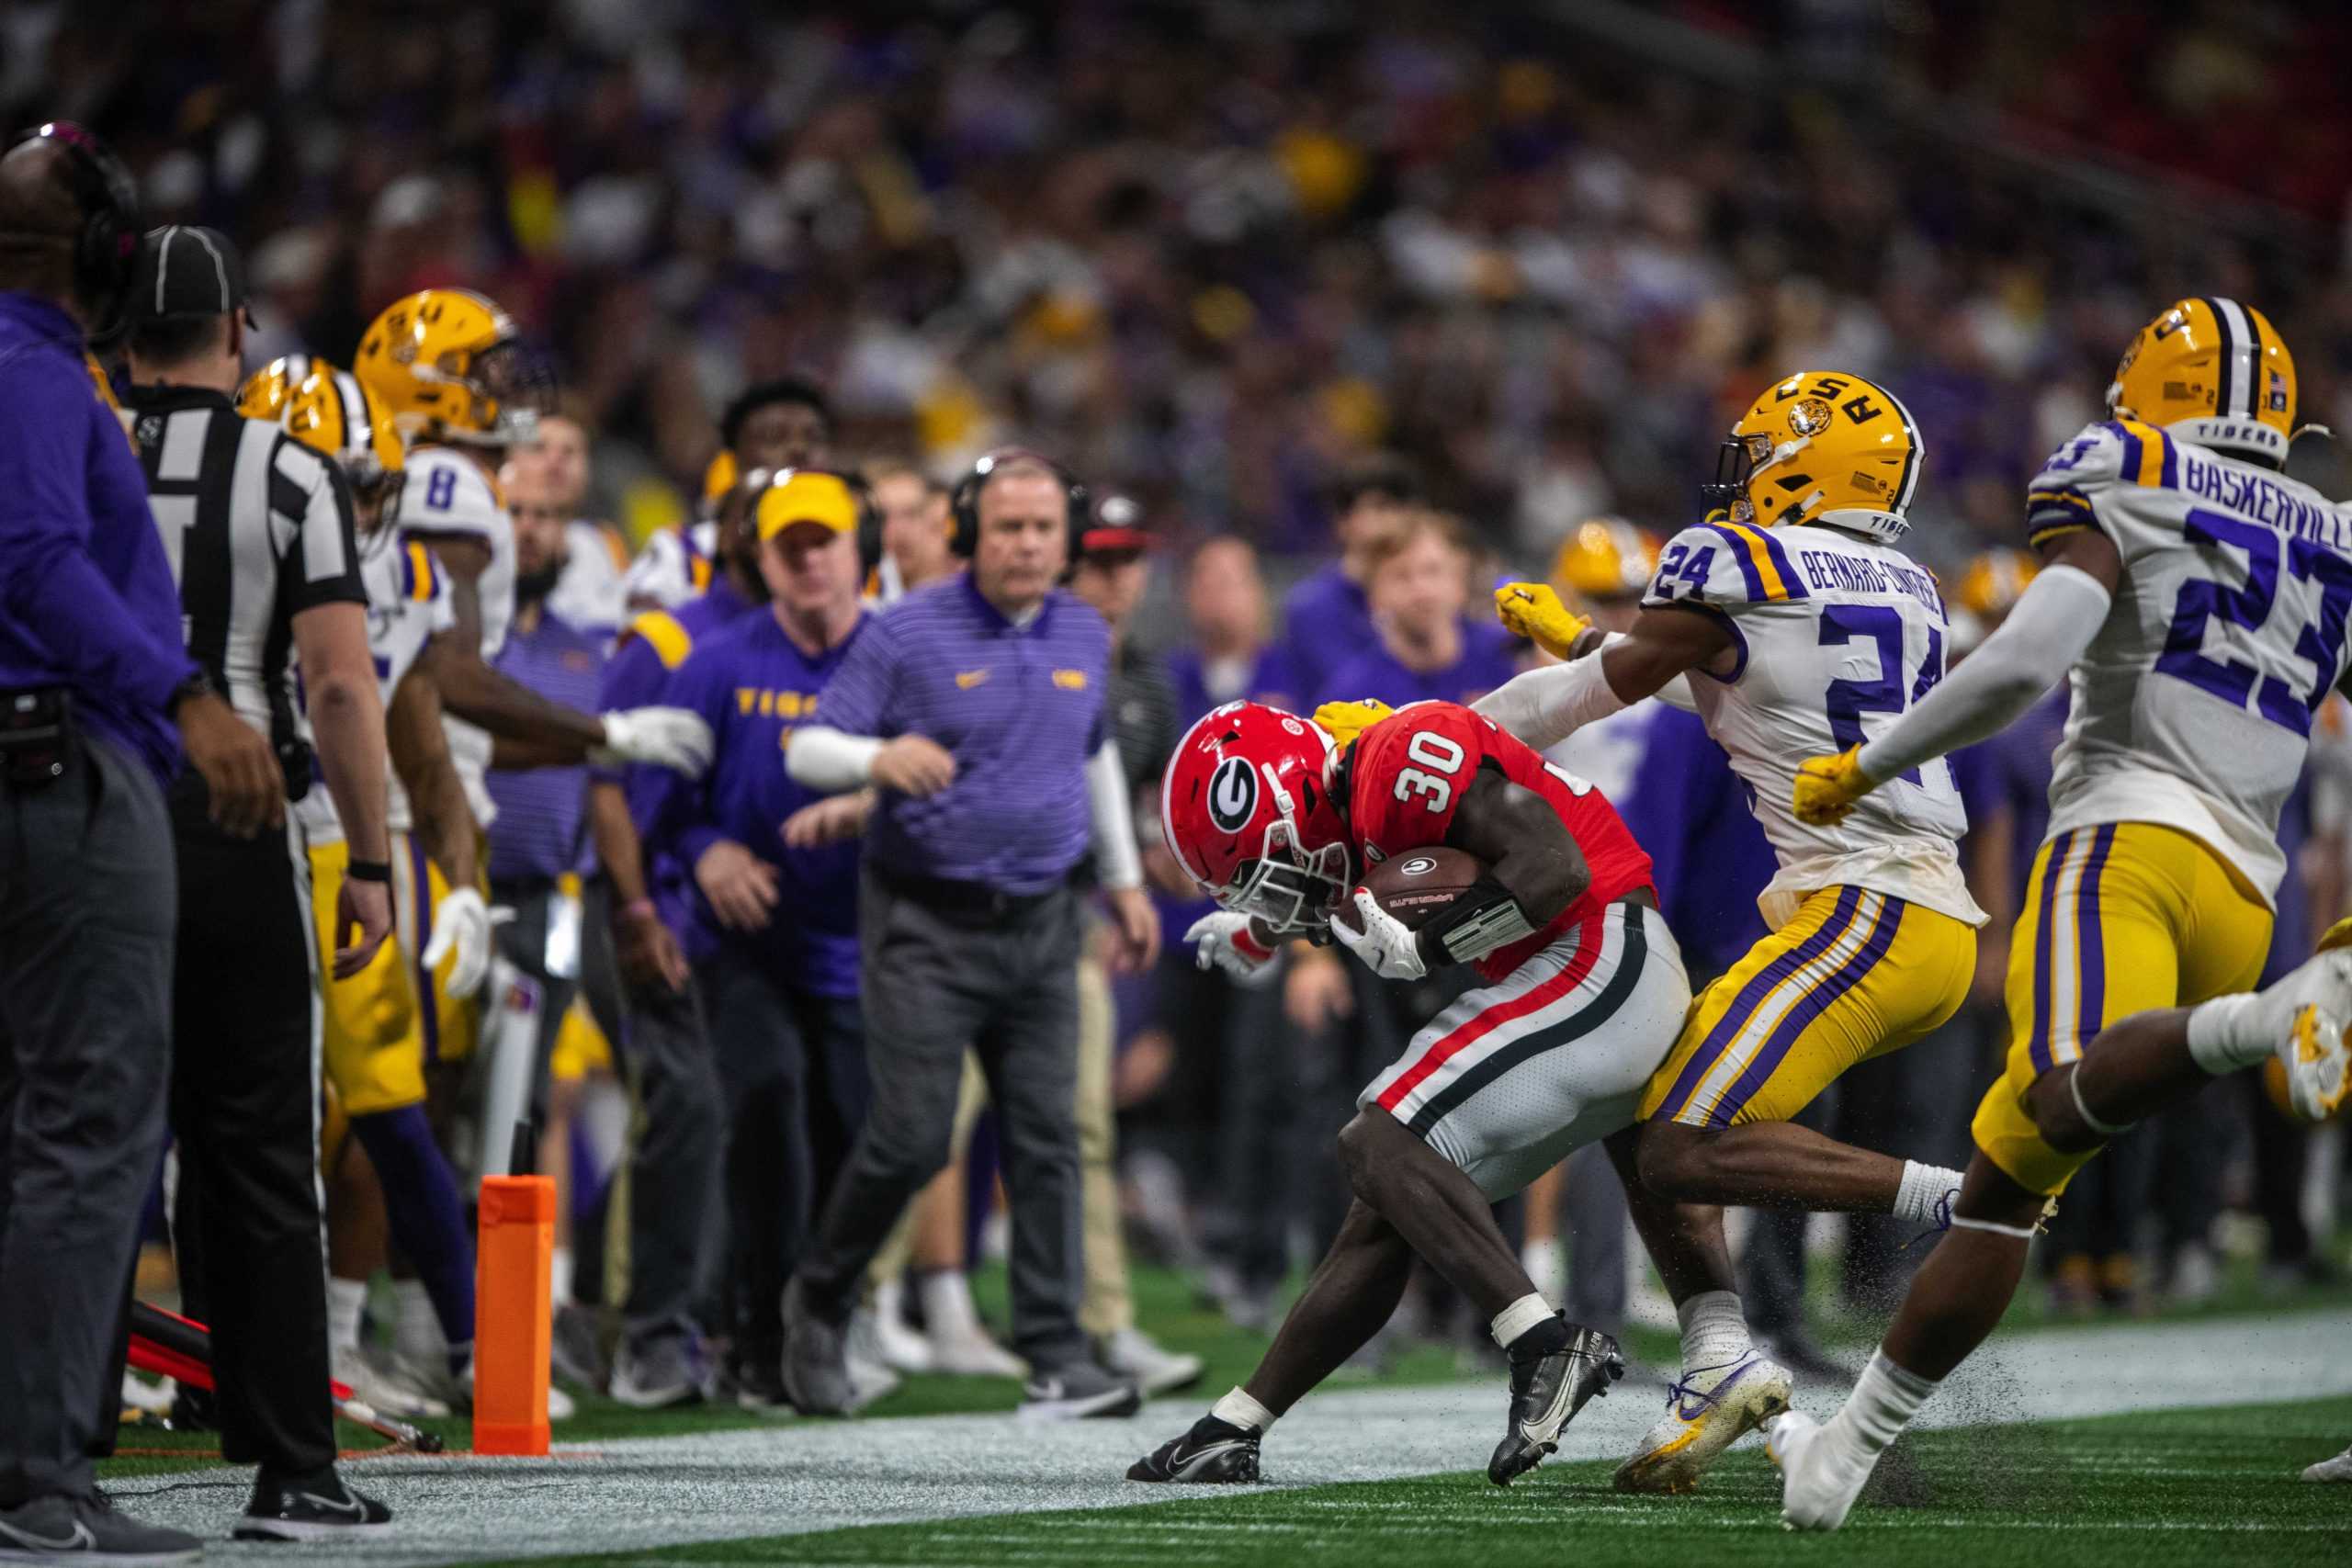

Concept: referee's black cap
[[130, 224, 249, 321]]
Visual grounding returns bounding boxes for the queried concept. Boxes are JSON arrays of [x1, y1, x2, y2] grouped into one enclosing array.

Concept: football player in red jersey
[[1134, 700, 1767, 1491]]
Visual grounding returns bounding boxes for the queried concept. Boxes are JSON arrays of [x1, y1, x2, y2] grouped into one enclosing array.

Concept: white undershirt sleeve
[[786, 724, 883, 793], [1856, 563, 2112, 784], [1087, 739, 1143, 890], [1472, 655, 1629, 751]]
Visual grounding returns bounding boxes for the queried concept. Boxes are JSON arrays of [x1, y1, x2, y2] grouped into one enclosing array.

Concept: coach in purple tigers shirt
[[781, 449, 1160, 1418]]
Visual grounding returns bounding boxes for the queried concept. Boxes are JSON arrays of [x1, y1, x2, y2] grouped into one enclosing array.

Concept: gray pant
[[0, 733, 176, 1505], [798, 868, 1086, 1369], [613, 964, 724, 1352]]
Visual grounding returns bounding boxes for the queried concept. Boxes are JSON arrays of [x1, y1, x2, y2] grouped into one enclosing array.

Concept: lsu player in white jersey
[[1457, 369, 1984, 1490], [1774, 299, 2352, 1528], [354, 288, 712, 816]]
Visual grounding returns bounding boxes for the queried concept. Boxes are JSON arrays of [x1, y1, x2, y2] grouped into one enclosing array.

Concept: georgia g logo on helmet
[[1207, 756, 1259, 834]]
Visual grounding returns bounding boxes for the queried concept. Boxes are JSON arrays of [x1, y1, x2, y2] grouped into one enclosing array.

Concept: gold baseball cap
[[755, 470, 860, 541]]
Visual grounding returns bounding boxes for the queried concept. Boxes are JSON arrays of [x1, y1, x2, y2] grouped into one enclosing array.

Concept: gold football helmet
[[240, 355, 404, 485], [354, 288, 549, 447], [1703, 370, 1923, 543], [1549, 518, 1658, 604], [1953, 547, 2038, 622], [2109, 298, 2297, 465]]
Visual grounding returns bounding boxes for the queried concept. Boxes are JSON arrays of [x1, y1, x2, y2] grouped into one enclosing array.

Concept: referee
[[121, 227, 396, 1538], [784, 449, 1160, 1419]]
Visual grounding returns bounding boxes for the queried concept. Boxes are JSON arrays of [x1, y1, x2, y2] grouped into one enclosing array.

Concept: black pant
[[166, 771, 333, 1477], [0, 732, 176, 1506], [798, 869, 1086, 1368], [698, 948, 867, 1361]]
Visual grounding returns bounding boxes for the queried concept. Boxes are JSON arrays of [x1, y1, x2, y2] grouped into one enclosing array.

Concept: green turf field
[[507, 1396, 2352, 1568]]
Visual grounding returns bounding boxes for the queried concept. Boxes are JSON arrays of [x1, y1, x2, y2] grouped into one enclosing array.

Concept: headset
[[948, 446, 1091, 562], [11, 121, 140, 347]]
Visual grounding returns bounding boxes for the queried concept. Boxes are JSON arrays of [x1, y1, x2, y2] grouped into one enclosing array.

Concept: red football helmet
[[1160, 701, 1352, 934]]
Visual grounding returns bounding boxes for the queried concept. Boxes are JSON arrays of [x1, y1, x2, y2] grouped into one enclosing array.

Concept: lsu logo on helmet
[[2109, 297, 2298, 465], [1702, 370, 1923, 543], [354, 287, 551, 448]]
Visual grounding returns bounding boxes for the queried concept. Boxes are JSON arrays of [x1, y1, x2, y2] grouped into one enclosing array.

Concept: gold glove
[[1493, 581, 1592, 660], [1311, 698, 1394, 750], [1792, 745, 1879, 826]]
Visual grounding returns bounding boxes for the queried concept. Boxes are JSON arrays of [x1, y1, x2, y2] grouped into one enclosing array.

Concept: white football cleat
[[1101, 1326, 1206, 1398], [1615, 1351, 1793, 1494], [926, 1321, 1028, 1379], [867, 1281, 935, 1373], [1768, 1408, 1874, 1531], [2302, 1442, 2352, 1482], [337, 1346, 450, 1420]]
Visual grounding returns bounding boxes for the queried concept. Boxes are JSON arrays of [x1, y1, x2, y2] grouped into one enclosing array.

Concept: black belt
[[874, 863, 1061, 921]]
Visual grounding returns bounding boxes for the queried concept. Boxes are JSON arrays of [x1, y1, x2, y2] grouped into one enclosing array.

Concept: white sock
[[1825, 1348, 1939, 1465], [875, 1276, 906, 1325], [392, 1279, 445, 1364], [1894, 1160, 1967, 1224], [2187, 991, 2275, 1074], [1210, 1385, 1277, 1433], [1490, 1292, 1555, 1350], [550, 1247, 575, 1307], [327, 1276, 368, 1352], [1676, 1289, 1751, 1369], [920, 1269, 979, 1337]]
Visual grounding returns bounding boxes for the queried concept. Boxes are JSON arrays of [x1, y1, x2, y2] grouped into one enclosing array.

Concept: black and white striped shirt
[[123, 384, 366, 756]]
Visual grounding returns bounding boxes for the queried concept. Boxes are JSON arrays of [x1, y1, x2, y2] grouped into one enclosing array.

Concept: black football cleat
[[234, 1467, 393, 1541], [1487, 1323, 1625, 1486], [1127, 1415, 1262, 1483]]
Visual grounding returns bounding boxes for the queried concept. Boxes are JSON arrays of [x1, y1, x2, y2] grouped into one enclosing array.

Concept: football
[[1336, 845, 1489, 932]]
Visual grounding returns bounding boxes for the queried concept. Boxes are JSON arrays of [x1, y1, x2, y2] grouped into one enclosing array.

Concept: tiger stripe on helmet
[[1884, 381, 1924, 515]]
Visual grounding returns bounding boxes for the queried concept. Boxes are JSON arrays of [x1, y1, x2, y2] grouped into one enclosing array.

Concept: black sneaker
[[781, 1278, 854, 1416], [0, 1492, 200, 1564], [1127, 1415, 1261, 1483], [551, 1303, 609, 1393], [233, 1467, 392, 1541], [1019, 1359, 1142, 1420], [734, 1351, 793, 1416], [1487, 1321, 1624, 1486]]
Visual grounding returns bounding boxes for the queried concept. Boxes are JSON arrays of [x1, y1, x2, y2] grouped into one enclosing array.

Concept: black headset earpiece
[[949, 446, 1090, 560], [752, 466, 884, 577], [15, 121, 140, 347]]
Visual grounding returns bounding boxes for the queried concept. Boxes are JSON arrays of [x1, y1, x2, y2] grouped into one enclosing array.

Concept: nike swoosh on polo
[[0, 1518, 96, 1551]]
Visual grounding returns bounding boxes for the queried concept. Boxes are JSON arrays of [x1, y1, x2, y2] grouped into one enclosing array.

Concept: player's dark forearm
[[388, 672, 478, 888], [1489, 841, 1589, 925], [422, 634, 604, 757]]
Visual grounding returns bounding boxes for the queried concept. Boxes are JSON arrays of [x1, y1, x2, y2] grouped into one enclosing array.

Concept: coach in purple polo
[[783, 449, 1159, 1420]]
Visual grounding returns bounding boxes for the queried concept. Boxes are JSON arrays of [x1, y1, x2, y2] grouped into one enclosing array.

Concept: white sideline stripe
[[115, 1308, 2352, 1567]]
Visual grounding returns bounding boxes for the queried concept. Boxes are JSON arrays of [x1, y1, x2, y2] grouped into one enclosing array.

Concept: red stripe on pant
[[1375, 909, 1607, 1114]]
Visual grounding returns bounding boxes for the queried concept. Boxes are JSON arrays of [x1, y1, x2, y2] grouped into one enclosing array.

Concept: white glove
[[1184, 911, 1282, 987], [593, 706, 714, 774], [423, 886, 498, 999], [1329, 889, 1428, 981]]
